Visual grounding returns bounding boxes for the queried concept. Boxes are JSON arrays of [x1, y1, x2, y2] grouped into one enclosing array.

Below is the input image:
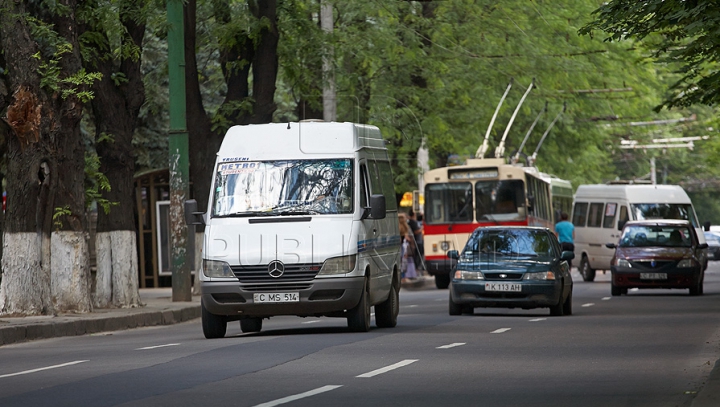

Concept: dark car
[[703, 231, 720, 261], [447, 226, 574, 316], [606, 220, 708, 296]]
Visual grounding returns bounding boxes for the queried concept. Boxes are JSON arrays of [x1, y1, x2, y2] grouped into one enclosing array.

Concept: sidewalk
[[0, 288, 200, 347]]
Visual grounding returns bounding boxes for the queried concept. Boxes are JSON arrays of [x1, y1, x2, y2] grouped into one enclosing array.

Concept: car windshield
[[460, 229, 555, 262], [619, 225, 692, 248], [212, 159, 353, 217]]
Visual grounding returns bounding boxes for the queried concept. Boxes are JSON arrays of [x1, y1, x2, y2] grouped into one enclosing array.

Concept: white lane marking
[[602, 297, 611, 301], [435, 299, 443, 301], [301, 320, 320, 324], [136, 343, 180, 350], [253, 385, 343, 407], [491, 328, 511, 334], [0, 360, 88, 379], [630, 288, 639, 292], [407, 304, 419, 308], [437, 343, 466, 349], [582, 303, 595, 307], [356, 359, 418, 378], [529, 318, 546, 322]]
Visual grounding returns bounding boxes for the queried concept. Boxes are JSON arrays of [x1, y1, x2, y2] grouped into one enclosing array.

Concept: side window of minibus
[[603, 203, 617, 228], [587, 203, 604, 227], [572, 202, 588, 227], [360, 164, 369, 208], [619, 206, 629, 224]]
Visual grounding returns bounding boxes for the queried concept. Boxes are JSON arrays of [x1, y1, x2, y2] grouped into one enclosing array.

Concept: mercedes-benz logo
[[268, 260, 285, 278]]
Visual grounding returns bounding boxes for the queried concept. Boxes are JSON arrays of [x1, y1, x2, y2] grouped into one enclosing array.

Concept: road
[[2, 263, 720, 407]]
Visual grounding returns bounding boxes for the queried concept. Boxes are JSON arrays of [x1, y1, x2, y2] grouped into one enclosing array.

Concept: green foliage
[[85, 152, 119, 214], [53, 206, 72, 231]]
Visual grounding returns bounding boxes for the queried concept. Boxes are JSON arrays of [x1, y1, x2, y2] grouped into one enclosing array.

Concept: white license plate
[[640, 273, 667, 280], [253, 292, 300, 303], [485, 282, 522, 292]]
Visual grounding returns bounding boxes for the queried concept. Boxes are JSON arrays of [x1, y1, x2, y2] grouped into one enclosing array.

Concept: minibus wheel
[[579, 256, 596, 282], [375, 284, 398, 328], [347, 280, 371, 332], [201, 300, 227, 339]]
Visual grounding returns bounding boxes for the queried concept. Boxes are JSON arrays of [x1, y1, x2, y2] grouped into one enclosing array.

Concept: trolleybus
[[422, 158, 573, 288]]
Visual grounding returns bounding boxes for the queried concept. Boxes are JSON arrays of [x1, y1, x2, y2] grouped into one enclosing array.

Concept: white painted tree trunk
[[94, 231, 141, 308], [0, 232, 52, 315], [51, 231, 92, 313]]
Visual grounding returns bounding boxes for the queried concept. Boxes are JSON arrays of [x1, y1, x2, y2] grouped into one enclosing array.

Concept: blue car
[[447, 226, 574, 316]]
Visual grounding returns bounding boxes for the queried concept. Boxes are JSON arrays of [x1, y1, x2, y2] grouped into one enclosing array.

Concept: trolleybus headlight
[[202, 260, 235, 278], [319, 254, 357, 275], [441, 241, 450, 251], [677, 259, 695, 268], [454, 270, 484, 280]]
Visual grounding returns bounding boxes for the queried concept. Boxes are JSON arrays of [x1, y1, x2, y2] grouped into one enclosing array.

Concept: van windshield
[[212, 159, 353, 217], [630, 204, 698, 228]]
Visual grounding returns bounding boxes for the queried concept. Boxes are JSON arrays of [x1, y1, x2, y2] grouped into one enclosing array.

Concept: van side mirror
[[704, 221, 711, 232], [184, 199, 205, 225], [618, 220, 626, 231], [369, 194, 386, 219], [698, 243, 709, 250]]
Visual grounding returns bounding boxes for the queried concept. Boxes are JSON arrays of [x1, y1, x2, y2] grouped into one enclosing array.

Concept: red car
[[606, 220, 708, 296]]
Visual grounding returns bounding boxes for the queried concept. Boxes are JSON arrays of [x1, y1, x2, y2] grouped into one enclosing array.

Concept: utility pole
[[167, 0, 192, 301], [321, 1, 336, 121], [619, 136, 710, 185]]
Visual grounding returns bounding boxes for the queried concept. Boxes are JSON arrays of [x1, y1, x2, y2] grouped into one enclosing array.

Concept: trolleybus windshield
[[424, 179, 526, 224]]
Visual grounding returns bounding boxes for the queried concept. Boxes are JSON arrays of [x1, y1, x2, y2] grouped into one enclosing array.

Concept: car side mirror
[[184, 199, 205, 226], [698, 243, 709, 250], [560, 251, 575, 261], [447, 250, 459, 260], [605, 243, 617, 249], [369, 194, 386, 219]]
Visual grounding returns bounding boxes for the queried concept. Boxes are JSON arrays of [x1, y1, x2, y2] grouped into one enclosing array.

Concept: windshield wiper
[[275, 209, 319, 216], [214, 211, 278, 218]]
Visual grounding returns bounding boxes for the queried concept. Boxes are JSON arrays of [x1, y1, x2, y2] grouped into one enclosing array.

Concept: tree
[[579, 0, 720, 109], [0, 0, 97, 314]]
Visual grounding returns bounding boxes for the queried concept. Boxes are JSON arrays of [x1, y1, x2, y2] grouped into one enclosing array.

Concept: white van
[[572, 183, 707, 281], [185, 122, 402, 337]]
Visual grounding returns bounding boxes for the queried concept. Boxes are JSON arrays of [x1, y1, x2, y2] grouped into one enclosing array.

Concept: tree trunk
[[0, 0, 91, 315], [87, 0, 146, 308]]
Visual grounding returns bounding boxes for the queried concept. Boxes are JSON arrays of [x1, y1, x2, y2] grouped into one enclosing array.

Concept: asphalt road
[[2, 264, 720, 407]]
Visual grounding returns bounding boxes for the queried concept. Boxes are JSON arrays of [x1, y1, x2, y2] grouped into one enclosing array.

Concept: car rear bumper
[[200, 277, 365, 318], [450, 280, 562, 309], [611, 266, 702, 289]]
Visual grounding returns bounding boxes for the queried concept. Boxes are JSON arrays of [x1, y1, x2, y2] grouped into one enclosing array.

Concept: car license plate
[[640, 273, 667, 280], [485, 283, 522, 292], [253, 292, 299, 303]]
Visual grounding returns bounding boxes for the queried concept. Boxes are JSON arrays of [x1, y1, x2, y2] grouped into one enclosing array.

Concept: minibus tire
[[202, 301, 227, 339], [240, 317, 262, 333], [579, 256, 596, 282], [347, 284, 371, 332], [375, 285, 399, 328]]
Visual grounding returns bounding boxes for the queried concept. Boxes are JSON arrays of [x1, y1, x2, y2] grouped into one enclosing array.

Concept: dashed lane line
[[491, 328, 511, 334], [356, 360, 418, 378], [0, 360, 88, 379], [602, 297, 611, 300], [582, 303, 595, 307], [136, 343, 180, 350], [253, 385, 343, 407], [437, 343, 466, 349], [529, 318, 547, 322]]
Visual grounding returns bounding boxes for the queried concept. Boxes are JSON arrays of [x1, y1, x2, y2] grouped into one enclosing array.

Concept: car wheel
[[580, 256, 596, 282], [348, 281, 371, 332], [448, 291, 462, 316], [690, 276, 703, 296], [549, 293, 564, 316], [201, 300, 227, 339], [375, 284, 399, 328], [240, 317, 262, 333], [611, 283, 622, 296], [435, 274, 450, 289], [562, 289, 573, 316]]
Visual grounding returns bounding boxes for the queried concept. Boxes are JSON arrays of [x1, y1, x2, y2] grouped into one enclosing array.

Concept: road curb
[[692, 358, 720, 407]]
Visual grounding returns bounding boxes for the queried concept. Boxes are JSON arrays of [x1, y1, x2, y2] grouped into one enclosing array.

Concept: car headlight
[[677, 259, 696, 268], [523, 271, 556, 280], [318, 254, 357, 275], [202, 260, 235, 278], [615, 258, 632, 268], [454, 270, 484, 280]]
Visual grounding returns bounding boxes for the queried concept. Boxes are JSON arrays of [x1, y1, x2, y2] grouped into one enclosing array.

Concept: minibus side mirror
[[184, 199, 206, 226], [704, 221, 711, 232], [369, 194, 386, 219]]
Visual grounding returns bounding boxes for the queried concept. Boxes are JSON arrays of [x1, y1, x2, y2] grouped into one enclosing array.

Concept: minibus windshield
[[212, 159, 353, 217], [630, 203, 698, 228]]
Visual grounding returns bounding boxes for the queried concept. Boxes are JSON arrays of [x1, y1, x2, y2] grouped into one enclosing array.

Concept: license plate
[[640, 273, 667, 280], [253, 292, 300, 303], [485, 282, 522, 292]]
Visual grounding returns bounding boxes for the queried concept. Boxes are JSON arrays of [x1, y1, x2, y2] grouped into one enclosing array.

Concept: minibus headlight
[[202, 260, 235, 278], [318, 255, 357, 275]]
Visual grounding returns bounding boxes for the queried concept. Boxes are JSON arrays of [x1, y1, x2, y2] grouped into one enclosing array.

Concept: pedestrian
[[408, 209, 425, 274], [555, 212, 575, 269], [398, 213, 417, 281]]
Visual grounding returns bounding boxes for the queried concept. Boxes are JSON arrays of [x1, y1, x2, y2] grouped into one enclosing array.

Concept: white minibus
[[572, 183, 707, 281], [185, 121, 402, 337]]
